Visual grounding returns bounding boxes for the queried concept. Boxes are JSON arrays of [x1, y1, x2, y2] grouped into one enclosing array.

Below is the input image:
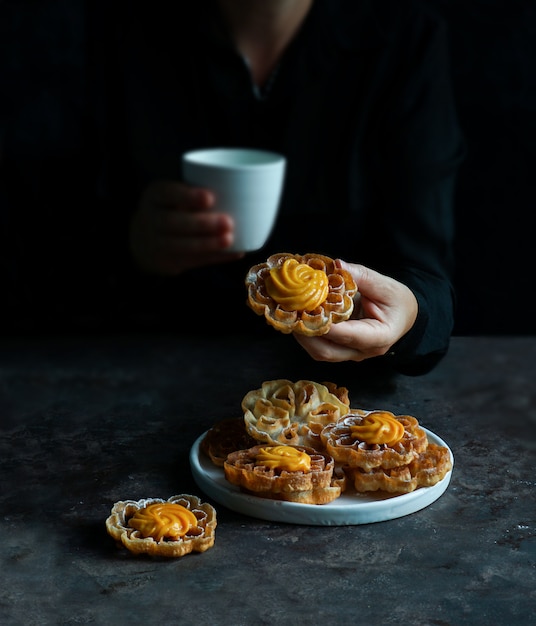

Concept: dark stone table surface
[[1, 333, 535, 625]]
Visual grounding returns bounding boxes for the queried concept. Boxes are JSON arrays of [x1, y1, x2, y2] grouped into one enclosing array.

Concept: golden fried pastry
[[331, 464, 349, 493], [347, 443, 453, 494], [106, 494, 217, 557], [201, 417, 258, 467], [276, 483, 344, 505], [320, 410, 428, 471], [322, 380, 350, 406], [245, 252, 358, 336], [408, 442, 453, 487], [242, 378, 350, 448], [224, 444, 342, 504]]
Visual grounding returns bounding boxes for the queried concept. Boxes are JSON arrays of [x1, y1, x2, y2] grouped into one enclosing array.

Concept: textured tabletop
[[1, 333, 535, 625]]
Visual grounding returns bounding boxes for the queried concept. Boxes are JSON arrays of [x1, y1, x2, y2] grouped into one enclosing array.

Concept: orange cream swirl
[[265, 259, 329, 311], [349, 411, 405, 445], [128, 502, 198, 541], [255, 445, 311, 472]]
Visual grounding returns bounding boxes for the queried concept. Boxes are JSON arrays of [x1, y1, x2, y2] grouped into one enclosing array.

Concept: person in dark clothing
[[0, 0, 464, 375]]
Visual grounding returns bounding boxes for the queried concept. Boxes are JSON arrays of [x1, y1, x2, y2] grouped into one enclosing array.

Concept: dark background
[[1, 0, 535, 336], [436, 0, 536, 335]]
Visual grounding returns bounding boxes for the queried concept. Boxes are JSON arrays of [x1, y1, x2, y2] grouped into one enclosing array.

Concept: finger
[[147, 180, 215, 211], [158, 210, 234, 237], [294, 315, 393, 360], [156, 240, 245, 273], [293, 333, 368, 363], [336, 260, 394, 305], [327, 319, 393, 355], [160, 227, 234, 254]]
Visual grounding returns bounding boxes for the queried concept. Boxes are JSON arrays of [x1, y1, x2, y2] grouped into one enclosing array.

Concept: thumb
[[336, 260, 387, 302]]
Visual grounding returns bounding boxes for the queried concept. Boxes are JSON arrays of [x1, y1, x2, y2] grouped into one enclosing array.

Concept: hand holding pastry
[[293, 261, 419, 363], [245, 252, 357, 336]]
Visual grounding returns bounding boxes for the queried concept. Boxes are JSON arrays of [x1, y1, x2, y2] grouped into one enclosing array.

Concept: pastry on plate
[[320, 410, 429, 471], [346, 443, 453, 494], [201, 417, 258, 467], [245, 252, 357, 336], [106, 494, 217, 557], [242, 378, 350, 448], [224, 444, 345, 504]]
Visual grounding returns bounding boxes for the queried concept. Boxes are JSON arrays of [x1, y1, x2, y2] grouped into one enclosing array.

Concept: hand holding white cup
[[182, 148, 286, 252]]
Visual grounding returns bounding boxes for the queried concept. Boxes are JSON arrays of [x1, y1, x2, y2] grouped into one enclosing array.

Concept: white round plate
[[190, 428, 454, 526]]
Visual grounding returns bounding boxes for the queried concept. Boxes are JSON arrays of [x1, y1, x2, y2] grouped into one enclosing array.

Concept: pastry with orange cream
[[242, 378, 350, 449], [106, 494, 217, 557], [224, 444, 344, 504], [245, 252, 357, 336], [320, 410, 428, 471]]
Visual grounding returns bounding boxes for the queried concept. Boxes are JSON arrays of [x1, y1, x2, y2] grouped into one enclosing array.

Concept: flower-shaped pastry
[[106, 494, 217, 557], [201, 417, 258, 467], [320, 410, 428, 471], [346, 443, 453, 494], [242, 379, 350, 448], [224, 444, 343, 504], [245, 252, 358, 336]]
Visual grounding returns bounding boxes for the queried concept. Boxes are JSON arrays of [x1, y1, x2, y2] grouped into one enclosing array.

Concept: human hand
[[293, 260, 419, 363], [129, 180, 244, 275]]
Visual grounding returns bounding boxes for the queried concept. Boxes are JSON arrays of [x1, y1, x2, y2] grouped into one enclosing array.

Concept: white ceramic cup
[[182, 147, 286, 252]]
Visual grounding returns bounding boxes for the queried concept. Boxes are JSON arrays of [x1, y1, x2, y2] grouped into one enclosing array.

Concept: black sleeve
[[368, 7, 465, 375]]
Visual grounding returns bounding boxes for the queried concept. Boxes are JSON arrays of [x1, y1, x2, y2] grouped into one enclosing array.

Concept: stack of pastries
[[201, 379, 452, 504], [320, 410, 452, 494]]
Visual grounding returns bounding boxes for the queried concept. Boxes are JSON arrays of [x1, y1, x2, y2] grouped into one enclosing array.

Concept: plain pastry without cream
[[245, 252, 358, 336], [242, 378, 350, 449], [201, 417, 258, 467]]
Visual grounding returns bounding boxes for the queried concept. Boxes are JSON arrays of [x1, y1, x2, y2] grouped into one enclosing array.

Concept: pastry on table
[[320, 410, 429, 471], [245, 252, 358, 336], [224, 444, 345, 504], [201, 417, 258, 467], [106, 494, 217, 557], [242, 378, 350, 448]]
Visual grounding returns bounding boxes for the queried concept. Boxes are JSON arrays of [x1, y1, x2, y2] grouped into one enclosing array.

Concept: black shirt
[[1, 0, 464, 374]]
